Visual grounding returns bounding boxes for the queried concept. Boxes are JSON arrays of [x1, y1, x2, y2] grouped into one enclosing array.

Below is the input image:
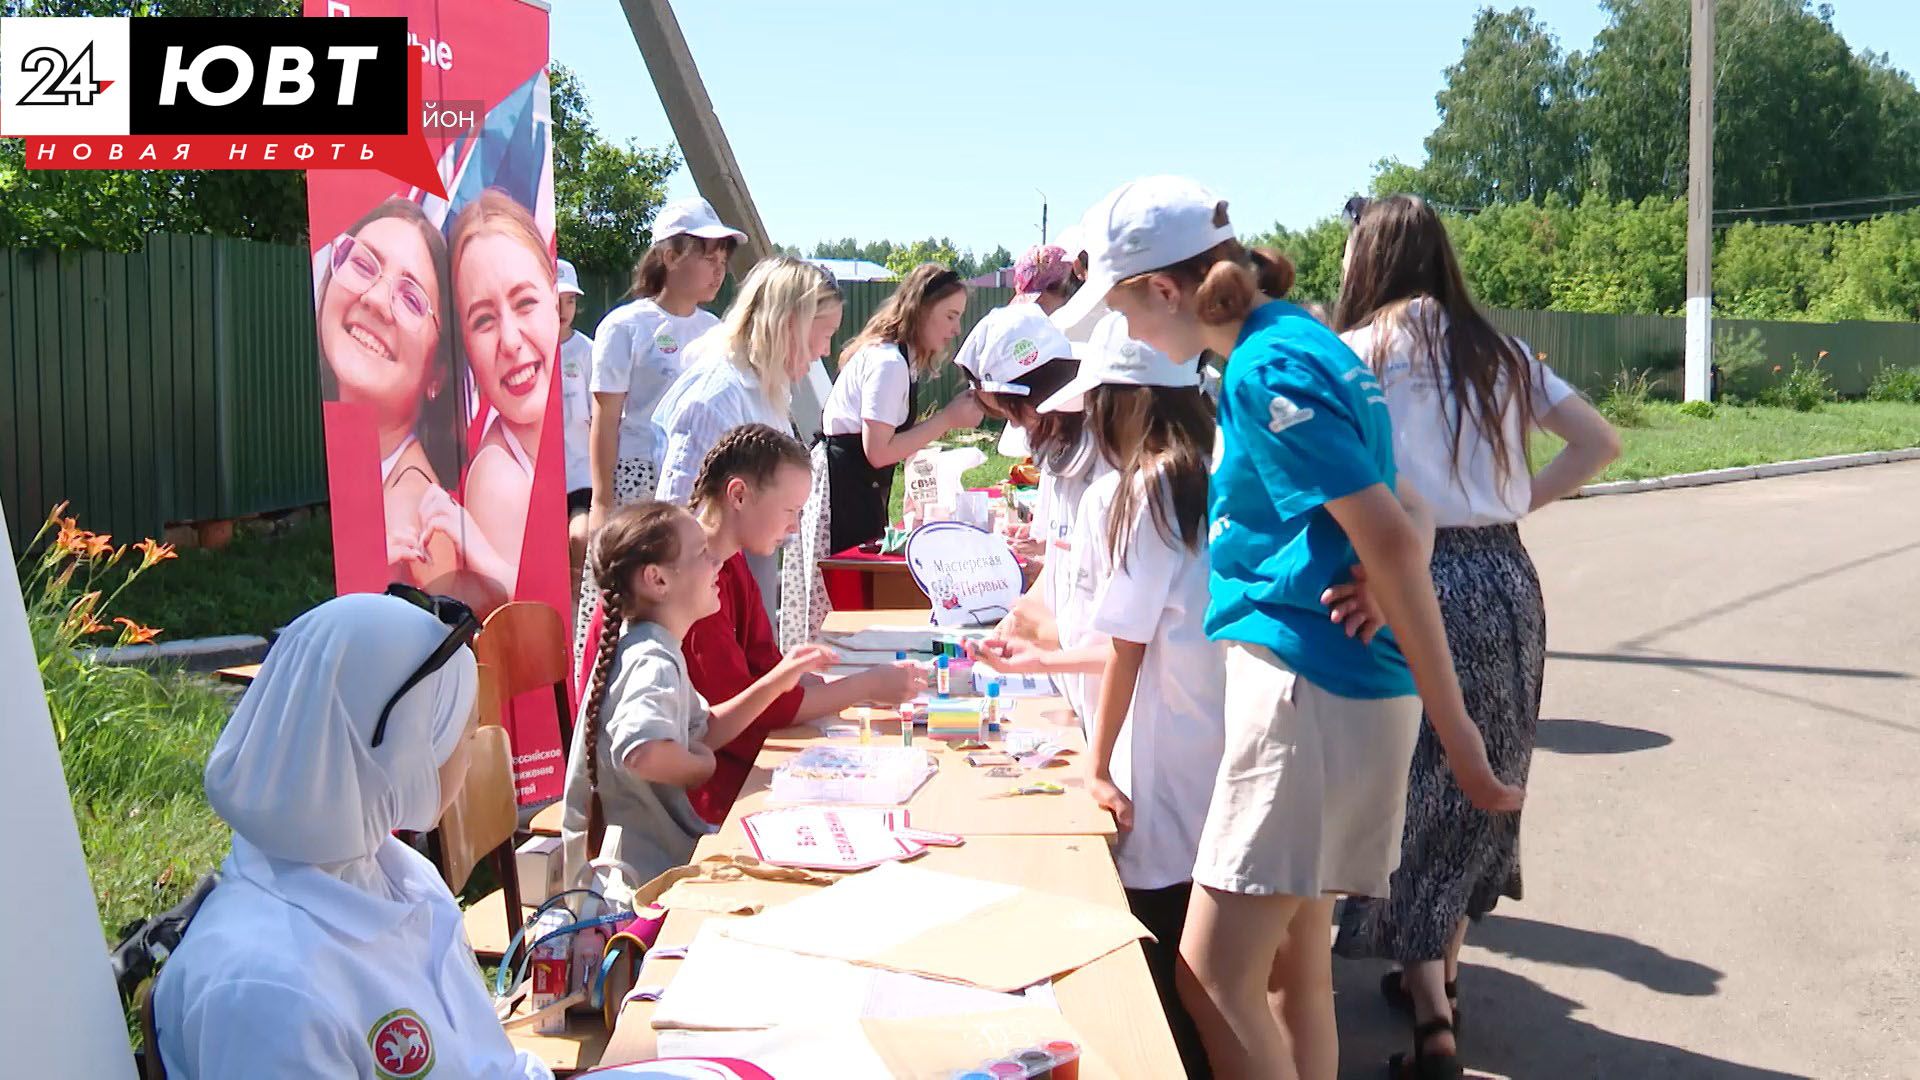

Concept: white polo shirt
[[590, 298, 720, 466]]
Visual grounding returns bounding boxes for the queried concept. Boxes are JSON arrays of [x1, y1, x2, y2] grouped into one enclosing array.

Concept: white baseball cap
[[555, 258, 585, 297], [652, 197, 748, 244], [1053, 223, 1086, 261], [1038, 310, 1198, 414], [1048, 176, 1236, 333], [953, 304, 1074, 396]]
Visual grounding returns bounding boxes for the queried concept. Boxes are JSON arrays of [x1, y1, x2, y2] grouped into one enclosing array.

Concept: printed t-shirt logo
[[367, 1008, 434, 1079], [1269, 394, 1315, 434], [655, 332, 682, 355]]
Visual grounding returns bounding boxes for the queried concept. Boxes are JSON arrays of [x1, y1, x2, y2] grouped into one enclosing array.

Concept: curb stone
[[1573, 447, 1920, 500], [83, 634, 270, 673]]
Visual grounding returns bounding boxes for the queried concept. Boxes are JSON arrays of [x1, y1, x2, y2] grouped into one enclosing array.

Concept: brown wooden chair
[[430, 664, 525, 962], [472, 600, 576, 760], [137, 981, 167, 1080]]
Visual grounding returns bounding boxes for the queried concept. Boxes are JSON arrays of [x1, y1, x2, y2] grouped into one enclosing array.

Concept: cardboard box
[[515, 833, 564, 902]]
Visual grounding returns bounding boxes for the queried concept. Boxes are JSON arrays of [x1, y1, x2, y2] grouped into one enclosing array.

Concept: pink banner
[[305, 0, 566, 805]]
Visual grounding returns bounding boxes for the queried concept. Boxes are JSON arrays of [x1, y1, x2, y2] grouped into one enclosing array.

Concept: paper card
[[718, 862, 1150, 992], [825, 626, 937, 654], [740, 807, 927, 872], [656, 1024, 892, 1080], [969, 664, 1054, 697], [904, 523, 1023, 628], [861, 1007, 1090, 1080]]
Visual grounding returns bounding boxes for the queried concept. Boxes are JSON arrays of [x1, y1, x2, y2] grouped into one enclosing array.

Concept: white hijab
[[205, 593, 476, 872]]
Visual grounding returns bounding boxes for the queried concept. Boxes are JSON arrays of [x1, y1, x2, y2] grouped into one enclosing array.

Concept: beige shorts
[[1192, 643, 1422, 899]]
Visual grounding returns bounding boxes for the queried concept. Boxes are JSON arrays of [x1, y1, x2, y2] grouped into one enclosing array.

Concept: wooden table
[[593, 608, 1181, 1077], [820, 554, 928, 610]]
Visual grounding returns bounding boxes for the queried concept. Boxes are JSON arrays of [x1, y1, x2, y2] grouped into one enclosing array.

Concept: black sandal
[[1379, 971, 1463, 1034], [1388, 1017, 1463, 1079]]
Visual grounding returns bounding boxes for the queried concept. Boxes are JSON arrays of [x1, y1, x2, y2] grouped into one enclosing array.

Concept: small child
[[560, 501, 834, 883]]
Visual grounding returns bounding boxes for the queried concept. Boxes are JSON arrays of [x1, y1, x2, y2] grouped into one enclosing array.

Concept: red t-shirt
[[683, 553, 804, 823]]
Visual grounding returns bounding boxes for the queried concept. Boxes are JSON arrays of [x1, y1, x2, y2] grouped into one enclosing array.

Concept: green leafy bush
[[1866, 364, 1920, 404], [1598, 369, 1654, 427], [1678, 399, 1717, 420], [1758, 353, 1835, 412]]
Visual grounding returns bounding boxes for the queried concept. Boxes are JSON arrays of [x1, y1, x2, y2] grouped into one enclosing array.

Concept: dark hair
[[970, 359, 1086, 473], [1085, 384, 1214, 569], [1333, 194, 1536, 485], [1112, 202, 1295, 326], [688, 423, 811, 516], [631, 233, 738, 300], [580, 501, 687, 797], [841, 262, 969, 374], [315, 197, 463, 485]]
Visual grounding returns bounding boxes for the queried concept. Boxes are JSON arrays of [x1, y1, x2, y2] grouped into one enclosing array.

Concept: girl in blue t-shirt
[[1050, 176, 1522, 1080]]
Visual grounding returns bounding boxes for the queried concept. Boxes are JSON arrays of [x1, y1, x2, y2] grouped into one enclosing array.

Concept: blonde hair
[[712, 256, 843, 409], [840, 263, 967, 374]]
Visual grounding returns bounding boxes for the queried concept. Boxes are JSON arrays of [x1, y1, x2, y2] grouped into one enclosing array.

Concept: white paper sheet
[[825, 626, 937, 654], [719, 862, 1018, 957], [653, 923, 1051, 1033]]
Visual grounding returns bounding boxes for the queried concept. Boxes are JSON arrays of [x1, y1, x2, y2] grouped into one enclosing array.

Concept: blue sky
[[551, 0, 1920, 256]]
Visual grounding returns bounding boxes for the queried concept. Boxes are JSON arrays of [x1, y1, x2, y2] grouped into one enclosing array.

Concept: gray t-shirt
[[561, 621, 717, 884]]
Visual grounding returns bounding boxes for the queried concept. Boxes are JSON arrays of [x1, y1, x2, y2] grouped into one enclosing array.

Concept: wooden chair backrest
[[474, 601, 571, 700], [434, 724, 518, 893], [475, 663, 505, 729]]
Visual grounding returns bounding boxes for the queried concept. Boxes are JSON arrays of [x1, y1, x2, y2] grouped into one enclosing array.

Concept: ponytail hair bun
[[1250, 246, 1295, 299], [1195, 258, 1258, 326]]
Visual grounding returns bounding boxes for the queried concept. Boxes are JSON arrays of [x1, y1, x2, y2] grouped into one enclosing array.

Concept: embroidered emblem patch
[[367, 1008, 434, 1080], [1269, 394, 1315, 433]]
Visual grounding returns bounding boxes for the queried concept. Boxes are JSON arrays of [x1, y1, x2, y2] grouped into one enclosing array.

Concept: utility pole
[[1036, 188, 1048, 245], [618, 0, 823, 437], [1684, 0, 1715, 402]]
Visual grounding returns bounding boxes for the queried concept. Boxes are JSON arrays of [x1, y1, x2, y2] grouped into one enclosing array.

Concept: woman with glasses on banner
[[315, 198, 463, 592], [153, 590, 553, 1080]]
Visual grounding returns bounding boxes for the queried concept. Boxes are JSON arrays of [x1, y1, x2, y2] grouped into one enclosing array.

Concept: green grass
[[110, 512, 334, 640], [1533, 401, 1920, 482]]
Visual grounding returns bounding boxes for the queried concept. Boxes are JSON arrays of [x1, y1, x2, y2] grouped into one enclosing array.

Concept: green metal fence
[[1, 235, 325, 548], [7, 232, 1920, 548]]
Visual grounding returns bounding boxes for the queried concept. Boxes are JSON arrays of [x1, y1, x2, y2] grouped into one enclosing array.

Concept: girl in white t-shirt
[[587, 199, 745, 532], [818, 263, 984, 553], [577, 199, 746, 665], [1329, 195, 1619, 1075]]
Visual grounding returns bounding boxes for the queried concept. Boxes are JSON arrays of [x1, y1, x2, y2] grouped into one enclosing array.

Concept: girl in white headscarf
[[152, 593, 553, 1080]]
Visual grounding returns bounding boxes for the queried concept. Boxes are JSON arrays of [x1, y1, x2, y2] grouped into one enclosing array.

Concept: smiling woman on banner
[[151, 592, 553, 1080], [417, 189, 563, 607], [315, 198, 463, 590]]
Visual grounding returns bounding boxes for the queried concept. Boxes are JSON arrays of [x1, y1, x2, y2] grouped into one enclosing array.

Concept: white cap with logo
[[953, 304, 1074, 396], [1048, 175, 1235, 334], [1039, 310, 1198, 414], [652, 197, 749, 244], [555, 257, 585, 297]]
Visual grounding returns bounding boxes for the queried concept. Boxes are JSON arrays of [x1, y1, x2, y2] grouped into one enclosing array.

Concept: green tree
[[1251, 218, 1348, 306], [978, 245, 1015, 272], [1449, 196, 1574, 310], [1421, 7, 1583, 206], [884, 237, 962, 278], [1547, 196, 1686, 313], [549, 64, 680, 278]]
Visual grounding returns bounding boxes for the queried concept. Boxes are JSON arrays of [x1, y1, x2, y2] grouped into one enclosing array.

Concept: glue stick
[[937, 655, 951, 696], [981, 680, 1000, 741]]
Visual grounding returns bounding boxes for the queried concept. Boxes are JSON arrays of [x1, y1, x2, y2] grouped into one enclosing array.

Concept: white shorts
[[1192, 643, 1421, 899]]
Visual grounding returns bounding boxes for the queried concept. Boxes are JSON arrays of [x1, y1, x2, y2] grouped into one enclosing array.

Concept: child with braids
[[680, 424, 929, 822], [559, 502, 836, 883]]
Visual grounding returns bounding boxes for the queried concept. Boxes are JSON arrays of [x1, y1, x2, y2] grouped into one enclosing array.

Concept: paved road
[[1332, 461, 1920, 1079]]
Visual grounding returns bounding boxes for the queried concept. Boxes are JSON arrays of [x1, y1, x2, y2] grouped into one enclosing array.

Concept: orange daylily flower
[[81, 533, 114, 558], [113, 617, 161, 645], [1817, 350, 1830, 360], [46, 501, 70, 524], [133, 538, 178, 567]]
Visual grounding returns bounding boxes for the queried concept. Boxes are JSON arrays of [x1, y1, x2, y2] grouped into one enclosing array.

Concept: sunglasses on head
[[1342, 196, 1373, 227], [373, 583, 480, 749]]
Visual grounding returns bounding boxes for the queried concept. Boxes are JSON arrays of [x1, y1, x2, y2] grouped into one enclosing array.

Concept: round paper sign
[[904, 522, 1023, 628]]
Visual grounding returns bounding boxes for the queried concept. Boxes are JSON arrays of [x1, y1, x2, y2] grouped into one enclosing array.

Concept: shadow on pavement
[[1547, 649, 1910, 681], [1334, 957, 1808, 1080], [1471, 914, 1719, 996], [1537, 717, 1674, 755]]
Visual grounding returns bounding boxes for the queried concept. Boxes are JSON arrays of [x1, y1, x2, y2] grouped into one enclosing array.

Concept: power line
[[1716, 190, 1920, 216]]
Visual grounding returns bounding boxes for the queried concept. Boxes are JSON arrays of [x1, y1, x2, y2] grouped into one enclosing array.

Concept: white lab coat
[[153, 593, 552, 1080], [156, 839, 551, 1079]]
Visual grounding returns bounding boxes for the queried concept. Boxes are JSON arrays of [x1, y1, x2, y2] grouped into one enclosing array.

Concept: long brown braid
[[582, 502, 686, 803], [687, 423, 811, 521]]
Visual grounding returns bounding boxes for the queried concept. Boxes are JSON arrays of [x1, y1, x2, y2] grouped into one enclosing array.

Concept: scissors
[[990, 781, 1065, 798]]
